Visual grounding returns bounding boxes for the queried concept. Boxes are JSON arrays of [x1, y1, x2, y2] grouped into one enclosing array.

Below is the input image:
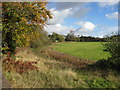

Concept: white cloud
[[98, 2, 118, 7], [74, 21, 97, 36], [92, 25, 118, 38], [47, 2, 90, 19], [74, 25, 118, 38], [71, 7, 91, 18], [45, 2, 118, 37], [45, 24, 74, 35], [47, 8, 72, 25], [106, 12, 118, 19], [98, 0, 119, 7], [47, 6, 91, 25], [45, 23, 118, 38], [52, 2, 87, 10], [76, 21, 97, 32]]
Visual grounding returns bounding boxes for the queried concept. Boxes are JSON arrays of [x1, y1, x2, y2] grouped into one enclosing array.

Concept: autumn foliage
[[2, 2, 52, 55]]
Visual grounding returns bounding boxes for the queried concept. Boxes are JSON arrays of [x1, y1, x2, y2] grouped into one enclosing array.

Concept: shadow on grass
[[80, 57, 120, 76], [33, 47, 120, 78]]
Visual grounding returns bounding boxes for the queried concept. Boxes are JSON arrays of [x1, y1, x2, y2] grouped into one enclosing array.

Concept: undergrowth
[[2, 46, 120, 88]]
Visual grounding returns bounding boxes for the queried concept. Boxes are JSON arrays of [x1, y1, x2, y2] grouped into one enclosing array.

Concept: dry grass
[[2, 47, 120, 88], [16, 47, 39, 62], [42, 49, 95, 69]]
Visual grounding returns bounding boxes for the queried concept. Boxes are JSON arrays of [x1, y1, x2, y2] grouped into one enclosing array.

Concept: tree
[[57, 34, 65, 42], [49, 32, 65, 42], [102, 35, 120, 60], [65, 30, 78, 41], [2, 2, 52, 56]]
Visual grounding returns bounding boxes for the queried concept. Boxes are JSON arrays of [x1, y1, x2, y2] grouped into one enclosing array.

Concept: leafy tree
[[49, 32, 64, 42], [57, 34, 65, 42], [102, 35, 120, 60], [2, 2, 52, 56]]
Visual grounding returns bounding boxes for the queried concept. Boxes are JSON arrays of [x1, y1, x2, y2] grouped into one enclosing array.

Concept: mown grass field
[[53, 42, 110, 61]]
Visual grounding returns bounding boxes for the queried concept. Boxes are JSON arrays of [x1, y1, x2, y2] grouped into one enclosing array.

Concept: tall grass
[[3, 47, 120, 88]]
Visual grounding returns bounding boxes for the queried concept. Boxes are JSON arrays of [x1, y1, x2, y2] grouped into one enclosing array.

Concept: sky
[[44, 1, 118, 38]]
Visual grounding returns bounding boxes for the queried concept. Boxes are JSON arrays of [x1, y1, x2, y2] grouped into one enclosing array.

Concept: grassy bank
[[52, 42, 110, 61], [3, 47, 120, 88], [2, 46, 120, 88]]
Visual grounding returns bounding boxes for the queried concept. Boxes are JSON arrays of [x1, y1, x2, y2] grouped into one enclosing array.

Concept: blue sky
[[45, 2, 118, 38]]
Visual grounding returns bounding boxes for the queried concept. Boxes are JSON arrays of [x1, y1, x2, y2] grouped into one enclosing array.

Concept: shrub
[[100, 35, 120, 71], [30, 30, 50, 51], [102, 35, 120, 60], [49, 32, 65, 42]]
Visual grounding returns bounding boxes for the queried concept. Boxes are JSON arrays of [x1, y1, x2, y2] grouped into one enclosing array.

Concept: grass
[[3, 59, 120, 88], [3, 47, 120, 88], [4, 68, 119, 88], [52, 42, 110, 61], [3, 58, 120, 88]]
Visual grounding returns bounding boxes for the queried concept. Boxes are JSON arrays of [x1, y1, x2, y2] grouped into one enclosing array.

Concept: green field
[[53, 42, 110, 61]]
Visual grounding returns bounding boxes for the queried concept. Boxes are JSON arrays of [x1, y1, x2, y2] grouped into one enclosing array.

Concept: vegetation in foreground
[[52, 42, 110, 61], [3, 47, 120, 88]]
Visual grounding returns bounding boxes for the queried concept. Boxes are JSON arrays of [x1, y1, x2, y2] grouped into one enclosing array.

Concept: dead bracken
[[3, 58, 38, 74]]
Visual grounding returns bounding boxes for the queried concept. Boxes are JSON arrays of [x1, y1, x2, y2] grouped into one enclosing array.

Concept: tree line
[[48, 31, 108, 42]]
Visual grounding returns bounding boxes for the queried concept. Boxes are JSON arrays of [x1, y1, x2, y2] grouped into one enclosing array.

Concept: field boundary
[[42, 48, 95, 69]]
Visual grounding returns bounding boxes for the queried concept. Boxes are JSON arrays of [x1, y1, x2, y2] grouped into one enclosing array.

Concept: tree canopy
[[49, 32, 65, 42], [2, 2, 52, 54]]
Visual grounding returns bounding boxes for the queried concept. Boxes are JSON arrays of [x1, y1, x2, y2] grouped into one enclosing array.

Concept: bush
[[102, 35, 120, 60], [99, 35, 120, 71], [30, 30, 50, 51], [49, 32, 65, 42]]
